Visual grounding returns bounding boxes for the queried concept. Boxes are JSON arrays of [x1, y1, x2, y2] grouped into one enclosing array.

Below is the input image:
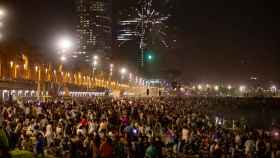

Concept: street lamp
[[35, 66, 38, 72], [239, 85, 246, 93], [214, 85, 219, 91], [271, 85, 277, 92], [109, 64, 114, 76], [198, 84, 202, 90], [57, 37, 73, 62], [93, 60, 98, 67], [120, 68, 127, 75], [58, 38, 72, 51], [120, 67, 127, 80], [227, 85, 232, 90], [0, 7, 6, 41], [92, 55, 99, 75], [10, 61, 13, 68], [60, 55, 67, 62], [129, 73, 133, 81], [93, 55, 99, 60], [0, 8, 6, 19]]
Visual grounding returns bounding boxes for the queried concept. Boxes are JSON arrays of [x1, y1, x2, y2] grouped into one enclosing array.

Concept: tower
[[77, 0, 112, 64]]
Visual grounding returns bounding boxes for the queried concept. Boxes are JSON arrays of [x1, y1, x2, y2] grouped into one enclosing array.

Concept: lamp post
[[271, 85, 277, 96], [239, 85, 246, 97], [93, 59, 98, 75], [0, 7, 6, 79], [55, 36, 73, 97], [129, 73, 133, 82], [0, 7, 6, 41], [57, 37, 72, 63], [92, 55, 99, 76], [109, 63, 114, 77], [0, 8, 5, 18], [120, 67, 127, 80], [214, 85, 219, 91], [35, 65, 42, 100]]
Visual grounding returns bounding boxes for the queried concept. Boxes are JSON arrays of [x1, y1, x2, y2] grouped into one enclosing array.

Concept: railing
[[0, 55, 131, 91]]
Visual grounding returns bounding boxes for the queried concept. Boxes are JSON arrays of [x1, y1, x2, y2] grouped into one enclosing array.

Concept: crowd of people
[[1, 97, 280, 158]]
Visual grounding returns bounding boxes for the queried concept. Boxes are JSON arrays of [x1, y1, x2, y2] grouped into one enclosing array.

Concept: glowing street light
[[57, 37, 73, 66], [271, 85, 277, 92], [0, 7, 6, 40], [35, 66, 38, 72], [110, 63, 114, 69], [0, 8, 6, 18], [93, 60, 98, 66], [60, 55, 67, 62], [239, 85, 246, 93], [214, 85, 219, 91], [198, 84, 202, 90], [92, 55, 99, 75], [93, 55, 99, 60], [10, 61, 13, 68], [58, 37, 73, 51], [120, 68, 127, 75], [227, 85, 232, 90], [109, 64, 114, 76], [129, 73, 133, 81]]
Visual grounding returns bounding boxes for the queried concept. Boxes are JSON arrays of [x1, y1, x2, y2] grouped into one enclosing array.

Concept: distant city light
[[180, 87, 185, 92], [214, 85, 219, 91], [198, 84, 202, 90], [93, 55, 99, 60], [120, 68, 127, 75], [0, 8, 6, 18], [10, 61, 13, 68], [227, 85, 232, 90], [35, 66, 38, 72], [271, 85, 277, 92], [93, 60, 98, 66], [250, 76, 257, 80], [60, 55, 67, 62], [239, 85, 246, 92]]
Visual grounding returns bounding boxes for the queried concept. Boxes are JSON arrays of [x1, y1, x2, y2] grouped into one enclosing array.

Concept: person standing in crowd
[[34, 133, 45, 158], [0, 97, 279, 158], [99, 136, 113, 158], [0, 119, 11, 158]]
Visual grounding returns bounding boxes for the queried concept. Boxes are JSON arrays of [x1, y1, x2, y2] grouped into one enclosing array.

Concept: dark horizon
[[1, 0, 280, 84]]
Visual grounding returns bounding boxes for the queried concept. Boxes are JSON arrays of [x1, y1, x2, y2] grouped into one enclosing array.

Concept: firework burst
[[117, 0, 171, 67]]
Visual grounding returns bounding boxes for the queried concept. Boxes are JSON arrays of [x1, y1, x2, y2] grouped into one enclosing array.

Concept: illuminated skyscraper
[[77, 0, 112, 63]]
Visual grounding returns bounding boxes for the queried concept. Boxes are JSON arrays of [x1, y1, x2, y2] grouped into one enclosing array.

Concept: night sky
[[2, 0, 280, 84]]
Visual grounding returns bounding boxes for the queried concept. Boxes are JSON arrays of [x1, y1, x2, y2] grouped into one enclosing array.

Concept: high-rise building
[[77, 0, 112, 64]]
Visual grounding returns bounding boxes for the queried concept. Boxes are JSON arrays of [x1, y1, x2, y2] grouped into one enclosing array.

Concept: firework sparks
[[117, 0, 171, 67]]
